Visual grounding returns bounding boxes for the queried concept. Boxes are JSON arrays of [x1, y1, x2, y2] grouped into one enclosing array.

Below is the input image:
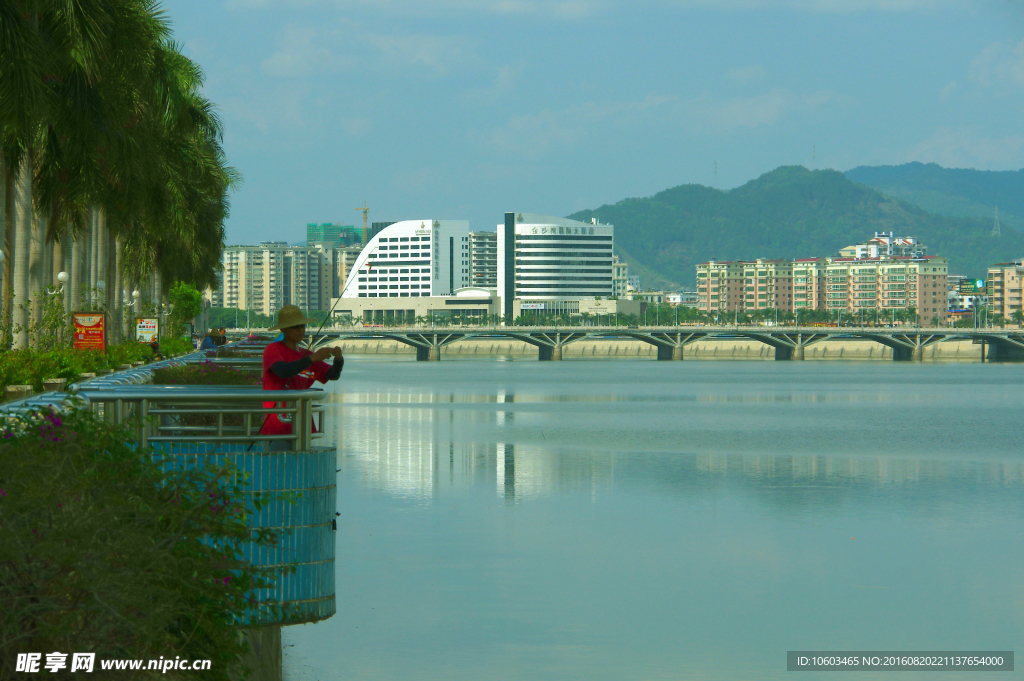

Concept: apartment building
[[217, 242, 335, 315], [696, 255, 948, 320], [695, 260, 745, 312], [792, 259, 827, 309], [741, 259, 793, 311], [612, 255, 630, 298], [469, 231, 498, 288], [823, 256, 948, 321], [987, 260, 1024, 320]]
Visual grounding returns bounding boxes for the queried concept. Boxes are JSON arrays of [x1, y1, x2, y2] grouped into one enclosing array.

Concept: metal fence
[[73, 385, 326, 451]]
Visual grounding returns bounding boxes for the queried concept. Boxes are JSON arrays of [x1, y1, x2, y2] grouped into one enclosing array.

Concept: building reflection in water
[[330, 388, 1024, 511]]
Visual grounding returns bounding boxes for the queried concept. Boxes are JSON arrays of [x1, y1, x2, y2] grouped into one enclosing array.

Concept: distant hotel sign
[[73, 312, 107, 353], [432, 220, 439, 280], [520, 303, 545, 310], [958, 278, 986, 295]]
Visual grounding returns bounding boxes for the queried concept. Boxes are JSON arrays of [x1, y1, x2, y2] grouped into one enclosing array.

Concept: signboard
[[520, 303, 546, 310], [136, 317, 159, 343], [958, 278, 986, 295], [73, 313, 107, 353]]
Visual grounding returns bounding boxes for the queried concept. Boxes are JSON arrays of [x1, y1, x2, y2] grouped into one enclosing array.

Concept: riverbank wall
[[325, 338, 984, 361]]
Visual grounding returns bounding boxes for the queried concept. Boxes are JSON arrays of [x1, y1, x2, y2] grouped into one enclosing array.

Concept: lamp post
[[47, 271, 69, 296]]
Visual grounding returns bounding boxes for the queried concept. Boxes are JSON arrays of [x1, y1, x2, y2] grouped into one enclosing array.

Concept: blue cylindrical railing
[[155, 444, 336, 625]]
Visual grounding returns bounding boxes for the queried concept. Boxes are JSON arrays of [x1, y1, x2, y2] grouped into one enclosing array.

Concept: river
[[283, 356, 1023, 680]]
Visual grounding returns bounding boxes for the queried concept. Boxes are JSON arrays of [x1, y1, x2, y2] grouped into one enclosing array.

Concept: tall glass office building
[[497, 213, 614, 320]]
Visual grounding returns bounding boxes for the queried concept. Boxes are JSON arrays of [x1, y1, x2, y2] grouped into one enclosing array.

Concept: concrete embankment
[[327, 338, 984, 361]]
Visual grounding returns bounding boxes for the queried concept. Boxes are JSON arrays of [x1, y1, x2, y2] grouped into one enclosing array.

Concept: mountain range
[[568, 165, 1024, 289], [845, 162, 1024, 232]]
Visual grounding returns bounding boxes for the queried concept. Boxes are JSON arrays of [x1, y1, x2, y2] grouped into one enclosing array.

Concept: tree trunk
[[52, 235, 63, 286], [89, 206, 98, 302], [70, 236, 83, 313], [0, 152, 5, 330], [4, 169, 14, 344], [28, 210, 45, 345], [96, 208, 107, 310], [113, 236, 123, 343], [12, 157, 32, 349], [154, 272, 163, 337]]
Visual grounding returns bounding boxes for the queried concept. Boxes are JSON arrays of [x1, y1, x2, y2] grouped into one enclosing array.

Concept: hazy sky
[[173, 0, 1024, 245]]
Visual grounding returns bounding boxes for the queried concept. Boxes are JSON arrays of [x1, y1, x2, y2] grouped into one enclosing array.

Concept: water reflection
[[328, 381, 1024, 515], [286, 361, 1024, 681]]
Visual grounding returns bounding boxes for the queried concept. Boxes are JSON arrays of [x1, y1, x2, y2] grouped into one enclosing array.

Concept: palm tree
[[11, 159, 32, 348]]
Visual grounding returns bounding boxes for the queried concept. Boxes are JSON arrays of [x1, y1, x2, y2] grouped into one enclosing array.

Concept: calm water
[[284, 358, 1024, 681]]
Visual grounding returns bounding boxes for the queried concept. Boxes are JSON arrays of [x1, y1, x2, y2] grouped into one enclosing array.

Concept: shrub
[[107, 342, 155, 367], [160, 336, 195, 358], [0, 409, 287, 680]]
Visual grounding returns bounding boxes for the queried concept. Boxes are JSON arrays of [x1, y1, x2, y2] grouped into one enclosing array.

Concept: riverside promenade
[[0, 350, 336, 681], [262, 326, 1024, 362]]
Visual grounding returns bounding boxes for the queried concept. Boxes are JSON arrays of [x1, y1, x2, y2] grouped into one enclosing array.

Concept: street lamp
[[47, 271, 69, 296]]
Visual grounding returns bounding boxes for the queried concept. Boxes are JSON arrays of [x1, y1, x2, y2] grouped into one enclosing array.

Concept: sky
[[171, 0, 1024, 246]]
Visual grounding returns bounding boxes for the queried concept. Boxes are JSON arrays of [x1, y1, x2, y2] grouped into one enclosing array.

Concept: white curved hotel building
[[340, 220, 470, 298]]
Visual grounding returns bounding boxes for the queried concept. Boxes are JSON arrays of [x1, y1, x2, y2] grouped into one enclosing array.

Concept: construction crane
[[354, 202, 370, 245]]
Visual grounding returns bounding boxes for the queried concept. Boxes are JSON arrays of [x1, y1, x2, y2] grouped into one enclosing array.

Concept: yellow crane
[[354, 202, 369, 245]]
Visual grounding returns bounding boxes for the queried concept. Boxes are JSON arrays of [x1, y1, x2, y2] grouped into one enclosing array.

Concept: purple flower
[[0, 489, 6, 497], [222, 576, 232, 585]]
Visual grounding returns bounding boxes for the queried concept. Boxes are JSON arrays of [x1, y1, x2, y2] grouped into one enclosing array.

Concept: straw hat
[[269, 305, 316, 330]]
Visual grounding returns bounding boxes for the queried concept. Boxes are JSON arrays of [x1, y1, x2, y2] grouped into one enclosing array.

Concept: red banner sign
[[73, 312, 107, 353]]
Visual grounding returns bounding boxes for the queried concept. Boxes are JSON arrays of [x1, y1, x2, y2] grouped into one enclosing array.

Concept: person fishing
[[261, 305, 343, 451]]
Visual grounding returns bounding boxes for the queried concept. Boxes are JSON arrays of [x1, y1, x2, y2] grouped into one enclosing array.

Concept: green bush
[[107, 342, 155, 367], [160, 336, 195, 358], [0, 343, 158, 395], [0, 408, 287, 680]]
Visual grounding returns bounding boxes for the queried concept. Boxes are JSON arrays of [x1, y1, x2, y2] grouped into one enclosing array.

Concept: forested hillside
[[569, 166, 1024, 288], [845, 162, 1024, 231]]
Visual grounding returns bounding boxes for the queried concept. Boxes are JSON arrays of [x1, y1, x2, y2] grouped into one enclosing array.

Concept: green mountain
[[567, 166, 1024, 288], [845, 162, 1024, 231]]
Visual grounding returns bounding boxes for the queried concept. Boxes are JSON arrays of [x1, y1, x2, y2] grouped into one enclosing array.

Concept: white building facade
[[497, 213, 614, 320], [340, 220, 470, 299]]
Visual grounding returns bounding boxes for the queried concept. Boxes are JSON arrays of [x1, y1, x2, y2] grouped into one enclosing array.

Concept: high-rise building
[[306, 223, 343, 249], [340, 220, 470, 298], [218, 242, 335, 315], [986, 260, 1024, 321], [695, 261, 746, 313], [306, 223, 362, 248], [791, 259, 828, 310], [497, 213, 614, 320], [369, 221, 396, 243], [469, 231, 497, 288], [612, 255, 630, 298]]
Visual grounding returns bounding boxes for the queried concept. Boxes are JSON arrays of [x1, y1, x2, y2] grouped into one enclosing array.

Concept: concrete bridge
[[293, 326, 1024, 362]]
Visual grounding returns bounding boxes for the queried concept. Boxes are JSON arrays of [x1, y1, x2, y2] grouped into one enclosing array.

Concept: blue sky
[[172, 0, 1024, 245]]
